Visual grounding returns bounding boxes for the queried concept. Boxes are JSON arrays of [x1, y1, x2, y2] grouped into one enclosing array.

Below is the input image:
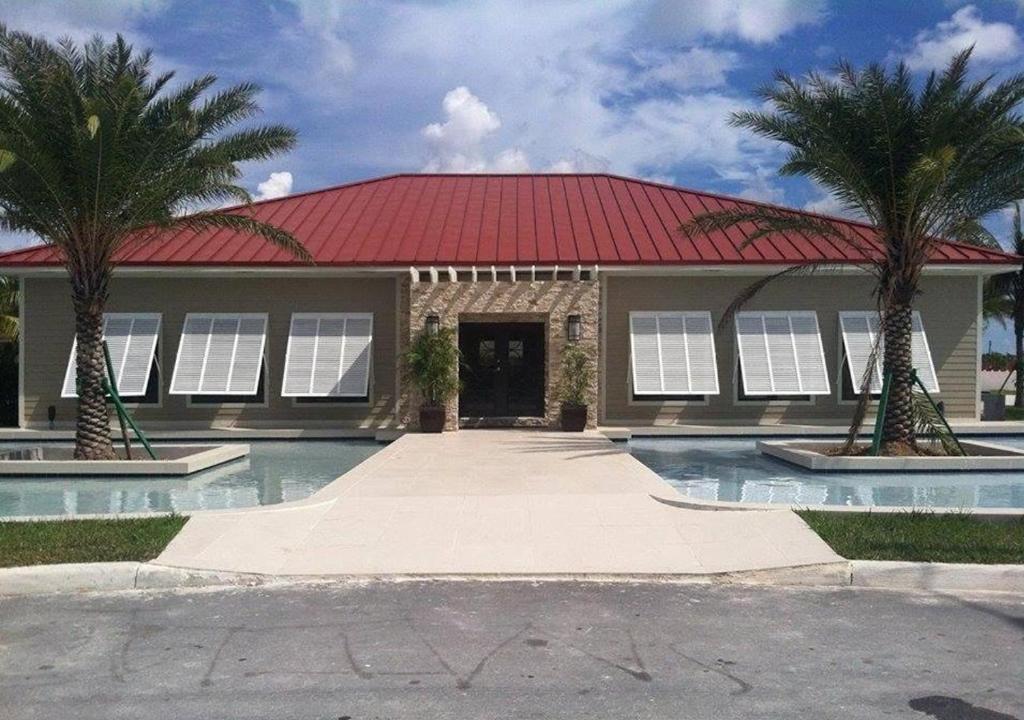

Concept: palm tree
[[0, 28, 310, 459], [984, 204, 1024, 408], [0, 276, 17, 342], [687, 49, 1024, 454]]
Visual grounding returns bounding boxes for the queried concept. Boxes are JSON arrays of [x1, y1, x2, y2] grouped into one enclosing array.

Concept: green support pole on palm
[[102, 341, 157, 460], [870, 371, 892, 456]]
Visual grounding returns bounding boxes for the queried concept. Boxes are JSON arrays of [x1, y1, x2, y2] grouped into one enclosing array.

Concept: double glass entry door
[[458, 323, 545, 418]]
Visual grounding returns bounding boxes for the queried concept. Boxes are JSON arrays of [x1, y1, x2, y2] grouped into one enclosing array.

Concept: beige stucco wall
[[22, 276, 399, 429], [602, 273, 980, 424], [401, 278, 601, 430], [19, 270, 982, 430]]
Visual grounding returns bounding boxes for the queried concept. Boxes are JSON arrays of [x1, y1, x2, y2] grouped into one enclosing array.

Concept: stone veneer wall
[[400, 278, 600, 430]]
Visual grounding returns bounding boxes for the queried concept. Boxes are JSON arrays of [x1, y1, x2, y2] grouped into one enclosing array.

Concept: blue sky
[[2, 0, 1024, 348]]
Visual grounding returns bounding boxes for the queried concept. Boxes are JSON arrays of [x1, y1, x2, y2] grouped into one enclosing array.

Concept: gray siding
[[23, 276, 399, 428], [602, 274, 979, 424]]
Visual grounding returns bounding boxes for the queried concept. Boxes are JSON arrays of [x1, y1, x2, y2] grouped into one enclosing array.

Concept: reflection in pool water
[[0, 440, 381, 518], [628, 436, 1024, 509]]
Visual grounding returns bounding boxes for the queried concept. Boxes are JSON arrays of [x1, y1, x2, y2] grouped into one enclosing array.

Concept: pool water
[[0, 440, 381, 518], [628, 436, 1024, 509]]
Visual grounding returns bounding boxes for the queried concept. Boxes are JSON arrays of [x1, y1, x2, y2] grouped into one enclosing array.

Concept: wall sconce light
[[567, 314, 582, 343], [425, 314, 440, 336], [47, 405, 56, 430]]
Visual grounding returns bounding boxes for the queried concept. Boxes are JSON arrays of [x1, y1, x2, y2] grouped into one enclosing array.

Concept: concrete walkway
[[155, 430, 840, 576]]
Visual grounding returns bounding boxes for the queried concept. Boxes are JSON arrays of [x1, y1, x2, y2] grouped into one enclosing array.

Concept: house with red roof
[[0, 173, 1016, 431]]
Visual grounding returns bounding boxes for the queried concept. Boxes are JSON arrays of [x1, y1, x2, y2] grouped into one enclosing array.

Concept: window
[[169, 314, 268, 396], [734, 311, 830, 398], [295, 395, 369, 405], [190, 368, 266, 405], [61, 313, 161, 400], [839, 311, 939, 394], [839, 351, 880, 401], [629, 312, 719, 398], [736, 358, 810, 402], [281, 314, 373, 397]]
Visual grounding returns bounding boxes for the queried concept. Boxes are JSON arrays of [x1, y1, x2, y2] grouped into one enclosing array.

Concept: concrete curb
[[3, 559, 1023, 596], [0, 562, 269, 596], [850, 560, 1024, 594]]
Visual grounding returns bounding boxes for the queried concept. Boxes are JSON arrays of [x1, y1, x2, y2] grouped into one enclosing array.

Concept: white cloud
[[632, 48, 740, 91], [904, 6, 1022, 71], [646, 0, 825, 44], [422, 87, 501, 160], [491, 148, 531, 173], [546, 150, 611, 174], [422, 87, 534, 172], [803, 189, 867, 221], [281, 0, 356, 80], [0, 0, 167, 44], [255, 171, 294, 200], [735, 174, 786, 205], [0, 230, 36, 252]]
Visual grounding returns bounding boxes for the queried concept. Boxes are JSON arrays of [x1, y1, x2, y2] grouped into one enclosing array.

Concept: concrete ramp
[[156, 430, 842, 577]]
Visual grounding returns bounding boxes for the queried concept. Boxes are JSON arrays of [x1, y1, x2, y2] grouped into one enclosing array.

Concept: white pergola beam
[[409, 267, 419, 284], [447, 266, 458, 283], [428, 266, 439, 284]]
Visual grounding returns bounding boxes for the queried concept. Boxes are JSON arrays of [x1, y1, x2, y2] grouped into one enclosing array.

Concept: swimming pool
[[0, 440, 381, 518], [628, 436, 1024, 509]]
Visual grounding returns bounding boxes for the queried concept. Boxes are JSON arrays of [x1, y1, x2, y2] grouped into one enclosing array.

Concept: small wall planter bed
[[758, 439, 1024, 472]]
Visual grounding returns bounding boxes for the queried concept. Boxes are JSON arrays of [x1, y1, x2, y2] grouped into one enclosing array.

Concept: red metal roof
[[0, 173, 1018, 268]]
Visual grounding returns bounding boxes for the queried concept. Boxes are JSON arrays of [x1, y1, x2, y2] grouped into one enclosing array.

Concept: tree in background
[[0, 276, 17, 426], [0, 276, 16, 342], [984, 204, 1024, 408], [0, 28, 309, 458]]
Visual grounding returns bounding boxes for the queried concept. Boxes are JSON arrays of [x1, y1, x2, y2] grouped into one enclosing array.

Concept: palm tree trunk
[[1015, 316, 1024, 409], [71, 289, 116, 460], [881, 301, 916, 450]]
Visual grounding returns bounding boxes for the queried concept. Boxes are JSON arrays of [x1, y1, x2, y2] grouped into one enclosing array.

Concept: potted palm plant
[[405, 326, 460, 433], [559, 343, 591, 431]]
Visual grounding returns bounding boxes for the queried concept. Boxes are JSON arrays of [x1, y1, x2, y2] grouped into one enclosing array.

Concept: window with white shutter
[[839, 311, 939, 394], [282, 313, 373, 397], [61, 313, 161, 398], [629, 312, 719, 396], [735, 311, 830, 397], [169, 314, 268, 395]]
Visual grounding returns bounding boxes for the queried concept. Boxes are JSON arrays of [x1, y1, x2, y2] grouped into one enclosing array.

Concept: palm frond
[[0, 29, 306, 269], [174, 210, 312, 263], [716, 261, 845, 333], [912, 391, 964, 456]]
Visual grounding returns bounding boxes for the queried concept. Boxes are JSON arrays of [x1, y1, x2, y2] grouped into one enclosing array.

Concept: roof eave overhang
[[0, 261, 1016, 277]]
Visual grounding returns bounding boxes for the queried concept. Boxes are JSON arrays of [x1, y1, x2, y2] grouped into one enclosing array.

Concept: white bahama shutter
[[629, 311, 719, 395], [840, 311, 939, 393], [61, 313, 161, 398], [168, 314, 268, 395], [735, 311, 830, 396], [282, 313, 374, 397]]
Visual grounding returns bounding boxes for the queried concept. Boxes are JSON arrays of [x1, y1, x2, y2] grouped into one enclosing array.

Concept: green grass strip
[[0, 515, 188, 567], [797, 509, 1024, 564]]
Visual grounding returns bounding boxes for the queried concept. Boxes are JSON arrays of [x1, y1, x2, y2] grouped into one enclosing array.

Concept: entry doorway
[[458, 322, 545, 419]]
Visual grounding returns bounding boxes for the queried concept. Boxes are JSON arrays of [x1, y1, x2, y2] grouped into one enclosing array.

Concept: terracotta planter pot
[[419, 405, 446, 433], [560, 404, 588, 432]]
